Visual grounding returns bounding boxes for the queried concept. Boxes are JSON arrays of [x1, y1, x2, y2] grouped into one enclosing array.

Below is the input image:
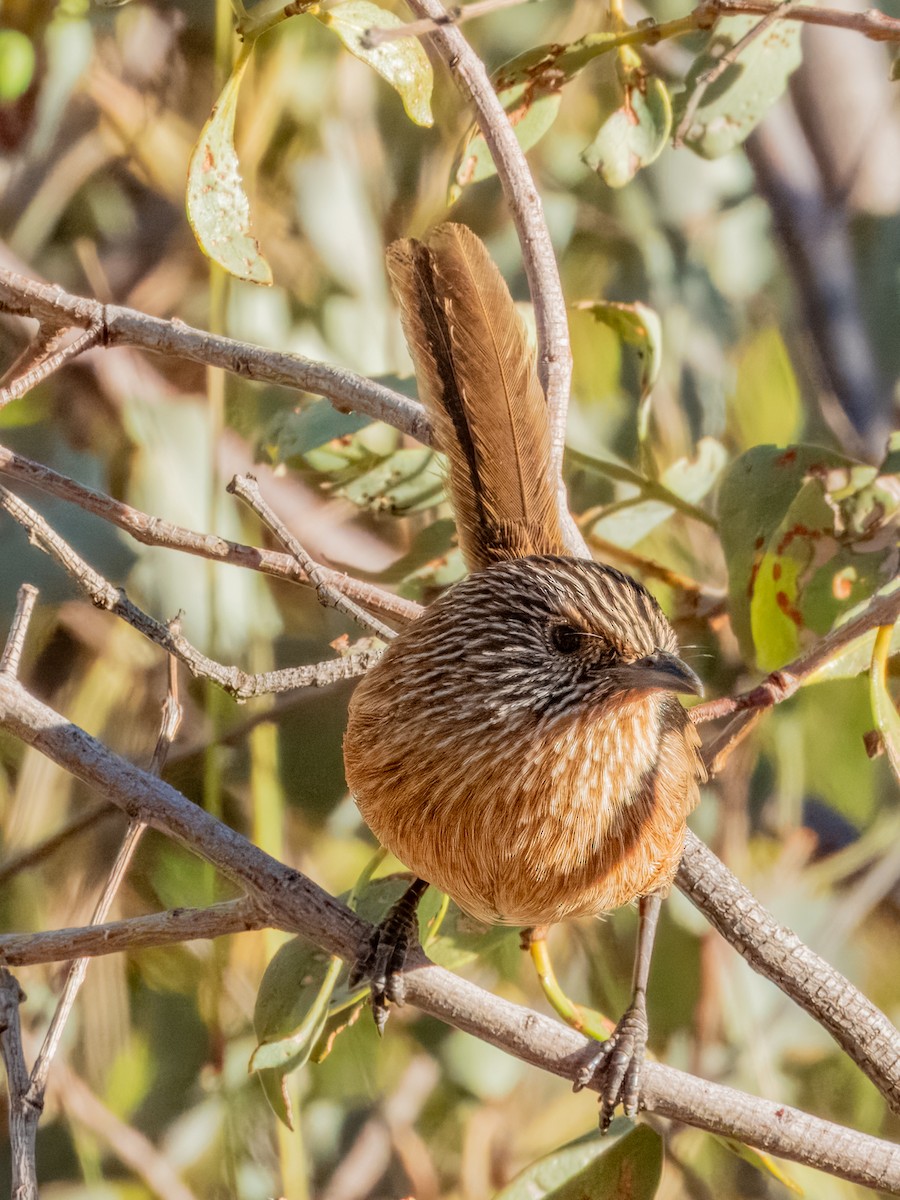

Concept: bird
[[342, 222, 705, 1128]]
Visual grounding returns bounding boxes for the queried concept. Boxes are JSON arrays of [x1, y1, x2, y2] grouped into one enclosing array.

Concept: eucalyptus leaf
[[337, 447, 444, 513], [576, 300, 663, 402], [317, 2, 433, 127], [497, 1124, 662, 1200], [719, 444, 898, 669], [583, 76, 672, 188], [451, 35, 617, 196], [674, 14, 804, 158], [870, 623, 900, 781], [186, 45, 273, 285]]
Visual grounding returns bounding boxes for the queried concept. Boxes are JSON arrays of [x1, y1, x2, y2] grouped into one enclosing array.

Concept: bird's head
[[425, 555, 703, 724]]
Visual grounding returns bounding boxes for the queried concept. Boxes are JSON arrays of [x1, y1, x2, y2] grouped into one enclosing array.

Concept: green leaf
[[497, 1125, 662, 1200], [730, 326, 802, 448], [265, 401, 372, 462], [583, 76, 672, 188], [251, 940, 342, 1125], [717, 1139, 802, 1194], [316, 2, 433, 127], [675, 15, 804, 158], [587, 438, 725, 547], [0, 30, 36, 102], [450, 35, 616, 197], [870, 622, 900, 782], [337, 447, 444, 514], [719, 444, 898, 669], [575, 300, 663, 404], [186, 44, 273, 285]]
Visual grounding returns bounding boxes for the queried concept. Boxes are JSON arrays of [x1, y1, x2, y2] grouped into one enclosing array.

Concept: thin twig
[[29, 645, 184, 1097], [0, 270, 430, 443], [0, 585, 39, 678], [0, 898, 271, 966], [0, 804, 120, 887], [712, 0, 900, 39], [0, 318, 105, 409], [2, 675, 900, 1190], [0, 326, 66, 391], [0, 484, 382, 698], [363, 0, 533, 46], [0, 441, 419, 625], [227, 474, 396, 641], [0, 969, 39, 1200]]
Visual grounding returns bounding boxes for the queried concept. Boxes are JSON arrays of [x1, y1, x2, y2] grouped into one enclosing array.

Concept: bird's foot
[[348, 879, 426, 1034], [573, 999, 648, 1133]]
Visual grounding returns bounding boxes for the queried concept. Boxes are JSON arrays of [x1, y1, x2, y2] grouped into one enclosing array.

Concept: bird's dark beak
[[617, 651, 704, 697]]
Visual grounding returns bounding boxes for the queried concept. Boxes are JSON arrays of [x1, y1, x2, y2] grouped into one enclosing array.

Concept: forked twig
[[227, 474, 397, 641]]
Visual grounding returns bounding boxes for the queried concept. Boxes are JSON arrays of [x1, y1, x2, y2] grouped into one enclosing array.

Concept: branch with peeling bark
[[2, 670, 900, 1192]]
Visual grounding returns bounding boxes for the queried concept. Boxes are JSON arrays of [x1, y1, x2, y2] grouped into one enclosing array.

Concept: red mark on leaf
[[775, 448, 798, 467], [772, 562, 782, 581], [776, 591, 803, 627]]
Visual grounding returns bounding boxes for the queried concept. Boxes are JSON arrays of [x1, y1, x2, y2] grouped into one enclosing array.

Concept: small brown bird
[[343, 224, 705, 1127]]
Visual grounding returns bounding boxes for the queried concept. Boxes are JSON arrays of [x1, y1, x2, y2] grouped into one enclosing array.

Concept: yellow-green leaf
[[870, 622, 900, 782], [186, 45, 273, 285], [317, 2, 433, 127]]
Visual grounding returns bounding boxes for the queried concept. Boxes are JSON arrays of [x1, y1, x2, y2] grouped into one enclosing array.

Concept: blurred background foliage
[[0, 0, 898, 1196]]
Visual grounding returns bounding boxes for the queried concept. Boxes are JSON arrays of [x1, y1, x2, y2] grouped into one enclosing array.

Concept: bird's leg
[[349, 877, 429, 1034], [575, 892, 662, 1132]]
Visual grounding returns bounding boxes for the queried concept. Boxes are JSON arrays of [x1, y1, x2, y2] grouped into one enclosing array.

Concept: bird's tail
[[386, 223, 565, 570]]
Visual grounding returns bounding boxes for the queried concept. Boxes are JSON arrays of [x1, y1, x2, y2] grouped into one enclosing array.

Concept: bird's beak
[[616, 651, 704, 697]]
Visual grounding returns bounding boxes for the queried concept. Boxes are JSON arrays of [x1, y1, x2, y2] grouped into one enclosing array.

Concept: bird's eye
[[550, 623, 584, 654]]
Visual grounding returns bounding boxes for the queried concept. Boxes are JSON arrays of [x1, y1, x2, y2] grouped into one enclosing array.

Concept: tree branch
[[0, 270, 430, 443], [0, 484, 382, 698], [2, 671, 900, 1191], [0, 898, 273, 966], [0, 441, 421, 626], [0, 969, 39, 1200]]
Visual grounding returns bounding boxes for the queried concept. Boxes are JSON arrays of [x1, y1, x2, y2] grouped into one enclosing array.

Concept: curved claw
[[349, 878, 427, 1033], [573, 1000, 648, 1133]]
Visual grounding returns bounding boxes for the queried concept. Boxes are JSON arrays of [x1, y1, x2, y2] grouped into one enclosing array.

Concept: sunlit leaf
[[497, 1125, 662, 1200], [316, 2, 433, 127], [718, 444, 898, 669], [730, 326, 802, 448], [674, 15, 804, 158], [265, 400, 372, 462], [186, 44, 273, 284], [575, 300, 663, 403], [0, 30, 36, 102], [583, 75, 672, 188], [870, 622, 900, 782], [451, 35, 616, 196]]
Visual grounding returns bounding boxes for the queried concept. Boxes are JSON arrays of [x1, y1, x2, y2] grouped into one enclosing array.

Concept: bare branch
[[0, 441, 420, 625], [678, 831, 900, 1117], [0, 484, 382, 698], [0, 270, 430, 443], [0, 969, 39, 1200], [3, 672, 900, 1190], [0, 585, 39, 678], [0, 898, 271, 966], [712, 0, 900, 39], [0, 319, 105, 409], [227, 474, 396, 641]]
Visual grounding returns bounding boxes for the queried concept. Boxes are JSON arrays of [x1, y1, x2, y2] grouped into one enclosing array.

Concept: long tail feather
[[386, 223, 565, 570]]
